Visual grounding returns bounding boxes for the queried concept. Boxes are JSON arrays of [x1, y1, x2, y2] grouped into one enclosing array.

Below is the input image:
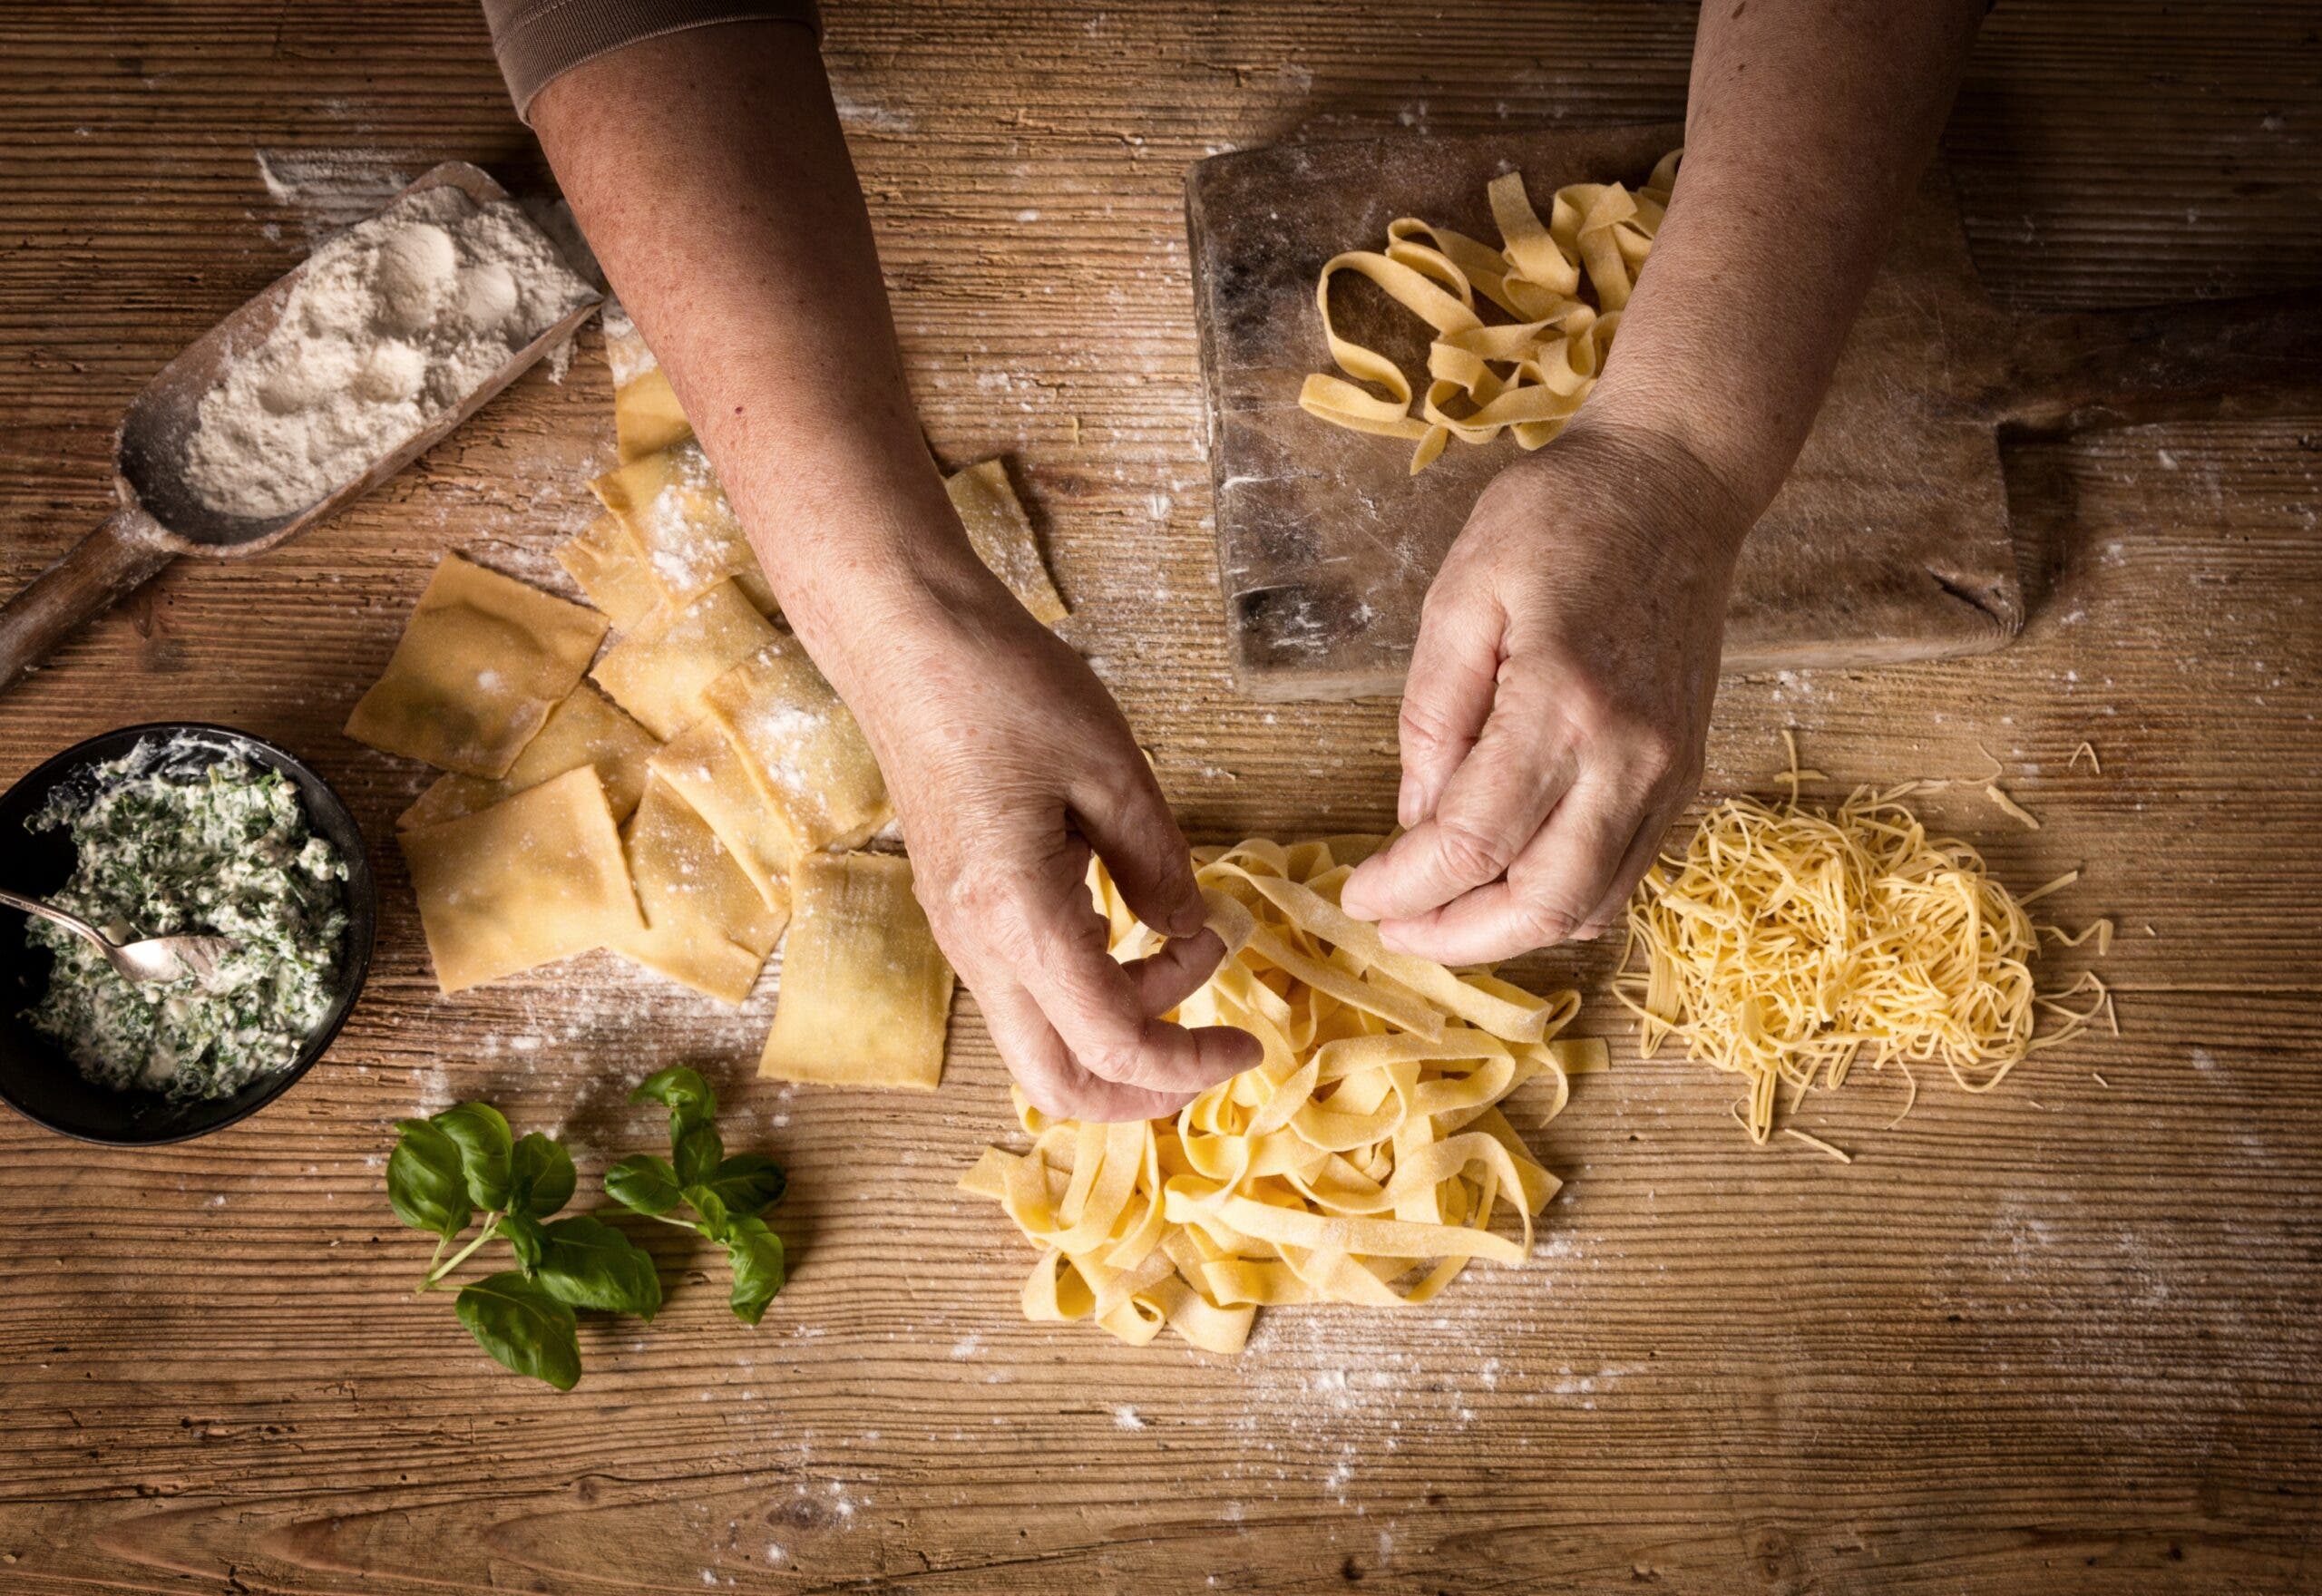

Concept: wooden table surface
[[2, 4, 2317, 1591]]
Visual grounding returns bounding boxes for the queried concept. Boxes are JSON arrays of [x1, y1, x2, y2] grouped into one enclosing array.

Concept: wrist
[[1500, 406, 1755, 575]]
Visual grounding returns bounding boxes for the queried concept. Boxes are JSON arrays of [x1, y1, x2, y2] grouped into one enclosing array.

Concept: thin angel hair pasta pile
[[1615, 777, 2112, 1147], [1300, 149, 1681, 473], [961, 838, 1605, 1355]]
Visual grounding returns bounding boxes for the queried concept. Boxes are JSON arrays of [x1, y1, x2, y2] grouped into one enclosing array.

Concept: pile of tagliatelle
[[1615, 744, 2114, 1155], [961, 838, 1605, 1355], [1299, 149, 1681, 473]]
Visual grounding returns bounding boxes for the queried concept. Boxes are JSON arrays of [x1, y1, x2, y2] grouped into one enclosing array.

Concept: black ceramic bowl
[[0, 723, 376, 1143]]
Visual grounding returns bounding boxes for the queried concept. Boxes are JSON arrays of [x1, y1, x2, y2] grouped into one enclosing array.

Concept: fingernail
[[1396, 774, 1419, 829]]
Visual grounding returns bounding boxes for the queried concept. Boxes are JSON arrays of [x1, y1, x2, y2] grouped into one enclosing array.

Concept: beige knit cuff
[[482, 0, 821, 122]]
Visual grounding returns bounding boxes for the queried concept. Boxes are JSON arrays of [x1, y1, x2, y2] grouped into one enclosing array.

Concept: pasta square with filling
[[554, 512, 663, 632], [345, 553, 608, 778], [759, 852, 954, 1091], [401, 766, 643, 993], [590, 579, 779, 740], [944, 457, 1068, 624], [590, 441, 775, 615], [647, 721, 794, 910], [700, 637, 891, 855], [613, 777, 787, 1004], [398, 681, 657, 833], [603, 300, 694, 462]]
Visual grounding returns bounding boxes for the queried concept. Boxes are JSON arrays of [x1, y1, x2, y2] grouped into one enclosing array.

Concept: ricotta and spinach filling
[[21, 747, 349, 1100]]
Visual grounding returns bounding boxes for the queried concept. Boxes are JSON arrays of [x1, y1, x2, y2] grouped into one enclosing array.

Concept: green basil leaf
[[536, 1216, 663, 1319], [604, 1153, 684, 1216], [698, 1152, 786, 1217], [630, 1066, 716, 1143], [509, 1133, 577, 1219], [684, 1184, 732, 1243], [502, 1212, 547, 1275], [432, 1103, 513, 1212], [673, 1122, 724, 1187], [387, 1119, 471, 1240], [724, 1215, 785, 1326], [454, 1271, 580, 1391]]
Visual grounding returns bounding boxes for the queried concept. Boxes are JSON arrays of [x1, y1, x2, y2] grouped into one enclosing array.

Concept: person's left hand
[[1337, 414, 1750, 964]]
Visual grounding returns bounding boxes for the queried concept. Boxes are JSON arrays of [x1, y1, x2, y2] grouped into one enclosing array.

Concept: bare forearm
[[529, 24, 985, 680], [1586, 0, 1985, 521]]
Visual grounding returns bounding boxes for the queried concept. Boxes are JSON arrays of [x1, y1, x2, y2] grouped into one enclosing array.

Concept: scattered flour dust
[[1112, 1405, 1146, 1431], [183, 183, 595, 518]]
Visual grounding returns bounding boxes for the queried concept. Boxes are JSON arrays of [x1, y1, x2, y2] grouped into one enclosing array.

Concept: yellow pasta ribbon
[[1299, 150, 1681, 473], [961, 837, 1604, 1355]]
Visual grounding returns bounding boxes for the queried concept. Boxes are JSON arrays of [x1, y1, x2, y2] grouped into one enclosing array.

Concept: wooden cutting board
[[1187, 122, 2322, 699]]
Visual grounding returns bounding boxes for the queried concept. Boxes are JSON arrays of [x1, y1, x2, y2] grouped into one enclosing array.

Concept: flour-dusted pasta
[[400, 766, 644, 993], [398, 681, 657, 833], [943, 458, 1068, 625], [961, 838, 1603, 1354], [701, 637, 891, 856], [759, 852, 954, 1091], [647, 721, 795, 911], [602, 299, 693, 462], [590, 441, 776, 615], [345, 553, 609, 777], [554, 512, 664, 632], [1301, 151, 1680, 473], [590, 579, 779, 741], [613, 777, 787, 1004]]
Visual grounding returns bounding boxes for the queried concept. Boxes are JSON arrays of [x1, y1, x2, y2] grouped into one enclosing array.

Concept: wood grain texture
[[1, 3, 2318, 1592]]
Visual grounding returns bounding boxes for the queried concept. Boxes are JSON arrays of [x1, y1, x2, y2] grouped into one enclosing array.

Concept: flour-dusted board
[[1189, 123, 2322, 700]]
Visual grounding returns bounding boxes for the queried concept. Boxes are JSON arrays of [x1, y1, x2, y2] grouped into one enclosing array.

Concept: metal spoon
[[0, 161, 601, 696], [0, 888, 238, 986]]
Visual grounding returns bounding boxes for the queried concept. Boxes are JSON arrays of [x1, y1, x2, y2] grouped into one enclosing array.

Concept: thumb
[[1396, 581, 1505, 830], [1069, 754, 1205, 939]]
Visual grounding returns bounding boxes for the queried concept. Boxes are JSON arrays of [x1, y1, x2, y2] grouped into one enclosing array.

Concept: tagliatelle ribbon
[[960, 837, 1606, 1355], [1298, 150, 1681, 473]]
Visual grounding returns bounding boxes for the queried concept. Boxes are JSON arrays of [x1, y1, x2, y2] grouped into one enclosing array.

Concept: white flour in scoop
[[182, 183, 595, 519]]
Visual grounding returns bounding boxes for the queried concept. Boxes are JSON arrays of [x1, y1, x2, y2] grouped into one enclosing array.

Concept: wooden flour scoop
[[0, 161, 600, 696], [1188, 124, 2322, 698]]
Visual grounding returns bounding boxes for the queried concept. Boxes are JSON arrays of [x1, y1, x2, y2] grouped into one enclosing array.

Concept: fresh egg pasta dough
[[590, 441, 776, 615], [398, 681, 657, 833], [648, 721, 795, 910], [590, 579, 780, 741], [760, 852, 954, 1091], [602, 299, 693, 462], [345, 553, 608, 777], [1300, 150, 1680, 472], [943, 459, 1068, 625], [961, 838, 1602, 1355], [555, 513, 664, 632], [1616, 762, 2112, 1144], [613, 777, 787, 1004], [701, 638, 892, 855], [400, 766, 644, 993]]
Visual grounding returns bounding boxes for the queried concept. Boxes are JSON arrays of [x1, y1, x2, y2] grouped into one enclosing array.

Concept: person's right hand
[[806, 556, 1262, 1123]]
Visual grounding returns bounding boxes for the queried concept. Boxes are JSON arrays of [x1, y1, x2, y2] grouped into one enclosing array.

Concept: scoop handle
[[0, 507, 175, 696]]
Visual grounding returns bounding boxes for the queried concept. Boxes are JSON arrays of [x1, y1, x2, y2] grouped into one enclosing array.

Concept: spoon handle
[[0, 886, 110, 949], [0, 507, 175, 696]]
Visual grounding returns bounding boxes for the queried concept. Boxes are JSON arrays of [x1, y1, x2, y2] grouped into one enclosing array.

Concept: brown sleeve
[[481, 0, 821, 122]]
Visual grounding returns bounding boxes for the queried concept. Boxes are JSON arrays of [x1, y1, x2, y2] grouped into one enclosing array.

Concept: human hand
[[1337, 414, 1751, 963], [816, 561, 1262, 1123]]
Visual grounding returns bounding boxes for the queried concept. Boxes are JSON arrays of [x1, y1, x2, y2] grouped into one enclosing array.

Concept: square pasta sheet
[[398, 680, 657, 832], [345, 552, 607, 777], [590, 579, 779, 741], [614, 776, 788, 1004], [400, 765, 643, 993], [760, 852, 954, 1090]]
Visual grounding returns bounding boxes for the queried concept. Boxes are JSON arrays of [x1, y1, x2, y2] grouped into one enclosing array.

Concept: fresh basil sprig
[[385, 1069, 789, 1388], [386, 1105, 659, 1390], [606, 1067, 788, 1325]]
